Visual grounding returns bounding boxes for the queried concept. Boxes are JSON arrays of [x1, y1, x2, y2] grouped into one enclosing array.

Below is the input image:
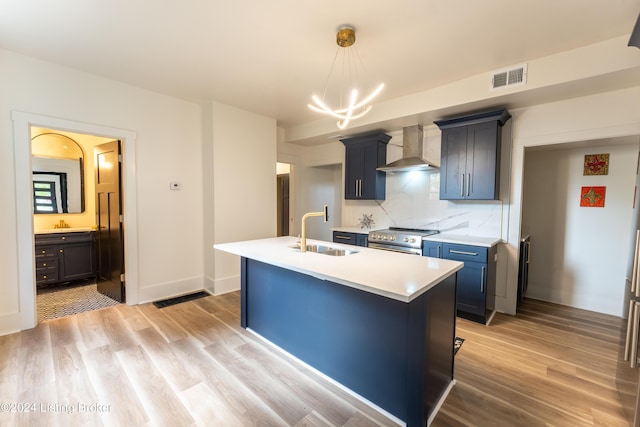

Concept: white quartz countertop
[[331, 227, 372, 234], [35, 227, 95, 234], [423, 233, 503, 247], [215, 236, 462, 303]]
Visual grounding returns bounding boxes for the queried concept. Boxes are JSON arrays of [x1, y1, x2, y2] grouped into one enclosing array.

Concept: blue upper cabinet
[[341, 132, 391, 200], [435, 109, 511, 200]]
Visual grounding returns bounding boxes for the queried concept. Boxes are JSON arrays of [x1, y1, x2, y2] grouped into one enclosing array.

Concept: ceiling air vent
[[490, 63, 527, 90]]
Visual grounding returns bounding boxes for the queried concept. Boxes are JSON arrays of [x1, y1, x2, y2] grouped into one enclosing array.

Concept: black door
[[94, 140, 125, 302]]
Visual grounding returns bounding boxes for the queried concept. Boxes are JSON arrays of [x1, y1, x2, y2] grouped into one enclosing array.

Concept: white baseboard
[[213, 275, 240, 295], [0, 312, 25, 336], [137, 276, 205, 304]]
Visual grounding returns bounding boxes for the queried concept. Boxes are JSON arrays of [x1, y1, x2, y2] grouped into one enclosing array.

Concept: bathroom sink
[[290, 244, 358, 256]]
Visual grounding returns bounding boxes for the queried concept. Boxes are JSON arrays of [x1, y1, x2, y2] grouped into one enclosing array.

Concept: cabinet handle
[[355, 180, 358, 197], [359, 179, 363, 197], [460, 174, 464, 197], [41, 250, 46, 254], [61, 237, 66, 240], [449, 249, 478, 256], [43, 275, 47, 279], [631, 302, 640, 368], [625, 299, 636, 362], [437, 246, 441, 258], [59, 249, 63, 253], [480, 266, 486, 293], [335, 235, 351, 240], [43, 263, 47, 267], [466, 174, 471, 197]]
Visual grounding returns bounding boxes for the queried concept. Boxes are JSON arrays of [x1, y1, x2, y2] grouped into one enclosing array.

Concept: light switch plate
[[169, 182, 181, 190]]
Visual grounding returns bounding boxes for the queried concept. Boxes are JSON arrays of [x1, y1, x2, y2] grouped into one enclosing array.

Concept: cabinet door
[[422, 241, 442, 258], [466, 121, 499, 200], [360, 142, 386, 200], [59, 242, 96, 281], [344, 145, 364, 199], [439, 127, 468, 200], [456, 261, 487, 319]]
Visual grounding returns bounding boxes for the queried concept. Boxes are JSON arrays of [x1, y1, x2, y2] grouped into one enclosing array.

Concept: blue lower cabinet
[[422, 241, 442, 258], [240, 257, 456, 426], [333, 231, 368, 247], [424, 241, 496, 324]]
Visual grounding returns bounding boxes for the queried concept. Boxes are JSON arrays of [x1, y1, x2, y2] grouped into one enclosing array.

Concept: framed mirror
[[31, 133, 85, 214]]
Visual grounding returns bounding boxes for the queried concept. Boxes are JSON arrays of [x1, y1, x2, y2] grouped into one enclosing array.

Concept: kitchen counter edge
[[423, 233, 503, 247], [215, 236, 462, 303]]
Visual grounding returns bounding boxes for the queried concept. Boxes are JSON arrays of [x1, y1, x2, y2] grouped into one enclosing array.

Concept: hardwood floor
[[0, 293, 636, 426], [434, 299, 637, 427]]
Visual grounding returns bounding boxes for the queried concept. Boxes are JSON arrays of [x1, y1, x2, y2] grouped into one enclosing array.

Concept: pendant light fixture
[[308, 26, 384, 129]]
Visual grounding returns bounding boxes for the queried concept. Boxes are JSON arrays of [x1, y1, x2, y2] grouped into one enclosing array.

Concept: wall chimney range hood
[[377, 125, 438, 172]]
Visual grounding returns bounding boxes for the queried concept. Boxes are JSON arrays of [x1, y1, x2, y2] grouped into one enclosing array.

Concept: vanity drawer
[[35, 245, 58, 258], [36, 268, 58, 285], [35, 258, 57, 269], [35, 232, 94, 245]]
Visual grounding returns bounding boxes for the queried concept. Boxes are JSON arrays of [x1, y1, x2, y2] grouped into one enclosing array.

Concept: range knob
[[410, 238, 416, 243], [403, 237, 409, 242]]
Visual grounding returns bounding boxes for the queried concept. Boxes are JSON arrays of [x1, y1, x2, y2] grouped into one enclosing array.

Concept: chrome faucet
[[300, 205, 329, 252]]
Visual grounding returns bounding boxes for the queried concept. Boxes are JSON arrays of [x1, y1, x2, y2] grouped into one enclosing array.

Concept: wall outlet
[[169, 182, 182, 190]]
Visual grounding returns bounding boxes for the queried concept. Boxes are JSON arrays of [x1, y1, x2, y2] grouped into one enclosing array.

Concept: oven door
[[368, 242, 422, 255]]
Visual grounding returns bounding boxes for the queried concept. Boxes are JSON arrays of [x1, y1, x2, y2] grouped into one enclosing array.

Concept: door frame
[[12, 111, 138, 330]]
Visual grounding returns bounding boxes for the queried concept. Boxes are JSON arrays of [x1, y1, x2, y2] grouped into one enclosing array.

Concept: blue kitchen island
[[215, 236, 463, 426]]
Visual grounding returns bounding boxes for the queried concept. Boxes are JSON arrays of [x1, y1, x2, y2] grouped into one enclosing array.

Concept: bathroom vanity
[[34, 230, 97, 286]]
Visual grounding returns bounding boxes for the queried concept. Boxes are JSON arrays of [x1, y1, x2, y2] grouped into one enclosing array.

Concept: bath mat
[[37, 283, 120, 322]]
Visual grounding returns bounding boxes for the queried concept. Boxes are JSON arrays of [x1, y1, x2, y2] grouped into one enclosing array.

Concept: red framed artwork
[[580, 186, 606, 207]]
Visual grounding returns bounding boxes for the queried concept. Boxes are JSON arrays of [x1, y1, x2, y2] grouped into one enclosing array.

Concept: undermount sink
[[290, 243, 358, 256]]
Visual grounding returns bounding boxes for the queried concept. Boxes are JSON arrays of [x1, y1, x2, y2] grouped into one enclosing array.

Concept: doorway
[[277, 162, 291, 237], [31, 128, 125, 321], [521, 136, 638, 316], [31, 126, 123, 321], [12, 111, 138, 330]]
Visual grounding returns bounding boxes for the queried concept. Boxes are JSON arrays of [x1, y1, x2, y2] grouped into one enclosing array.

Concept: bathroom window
[[33, 180, 59, 213]]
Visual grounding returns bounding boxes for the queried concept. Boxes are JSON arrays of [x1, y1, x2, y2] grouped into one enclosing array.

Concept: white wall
[[1, 48, 204, 333], [505, 87, 640, 316], [207, 101, 277, 295], [522, 141, 638, 316], [296, 164, 342, 241]]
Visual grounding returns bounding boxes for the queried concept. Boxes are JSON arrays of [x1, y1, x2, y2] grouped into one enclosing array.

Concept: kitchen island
[[215, 236, 463, 426]]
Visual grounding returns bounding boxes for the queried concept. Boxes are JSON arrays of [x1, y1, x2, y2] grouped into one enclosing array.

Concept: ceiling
[[0, 1, 638, 131]]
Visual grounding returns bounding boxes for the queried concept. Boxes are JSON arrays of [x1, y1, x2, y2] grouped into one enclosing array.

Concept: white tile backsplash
[[344, 170, 503, 238]]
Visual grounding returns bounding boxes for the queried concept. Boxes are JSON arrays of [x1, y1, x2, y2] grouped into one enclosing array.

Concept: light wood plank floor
[[0, 293, 636, 426], [434, 298, 637, 427]]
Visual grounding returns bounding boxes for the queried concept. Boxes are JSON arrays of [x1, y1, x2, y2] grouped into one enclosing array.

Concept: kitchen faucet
[[300, 205, 329, 252]]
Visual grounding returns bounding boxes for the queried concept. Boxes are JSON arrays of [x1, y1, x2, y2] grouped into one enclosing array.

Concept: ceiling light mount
[[336, 27, 355, 48], [308, 25, 384, 129]]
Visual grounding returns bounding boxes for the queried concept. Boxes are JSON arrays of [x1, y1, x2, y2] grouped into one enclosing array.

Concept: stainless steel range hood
[[377, 125, 439, 172]]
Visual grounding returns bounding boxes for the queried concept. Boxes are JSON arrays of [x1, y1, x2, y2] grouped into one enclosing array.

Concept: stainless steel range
[[368, 227, 440, 255]]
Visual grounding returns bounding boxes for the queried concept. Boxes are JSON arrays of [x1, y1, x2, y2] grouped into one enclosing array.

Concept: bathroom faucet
[[300, 205, 329, 252]]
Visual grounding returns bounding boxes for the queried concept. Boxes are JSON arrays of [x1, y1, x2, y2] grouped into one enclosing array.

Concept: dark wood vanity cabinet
[[34, 231, 96, 286]]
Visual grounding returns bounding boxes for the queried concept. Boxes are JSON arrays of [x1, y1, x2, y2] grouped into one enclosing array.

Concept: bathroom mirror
[[31, 133, 85, 214]]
